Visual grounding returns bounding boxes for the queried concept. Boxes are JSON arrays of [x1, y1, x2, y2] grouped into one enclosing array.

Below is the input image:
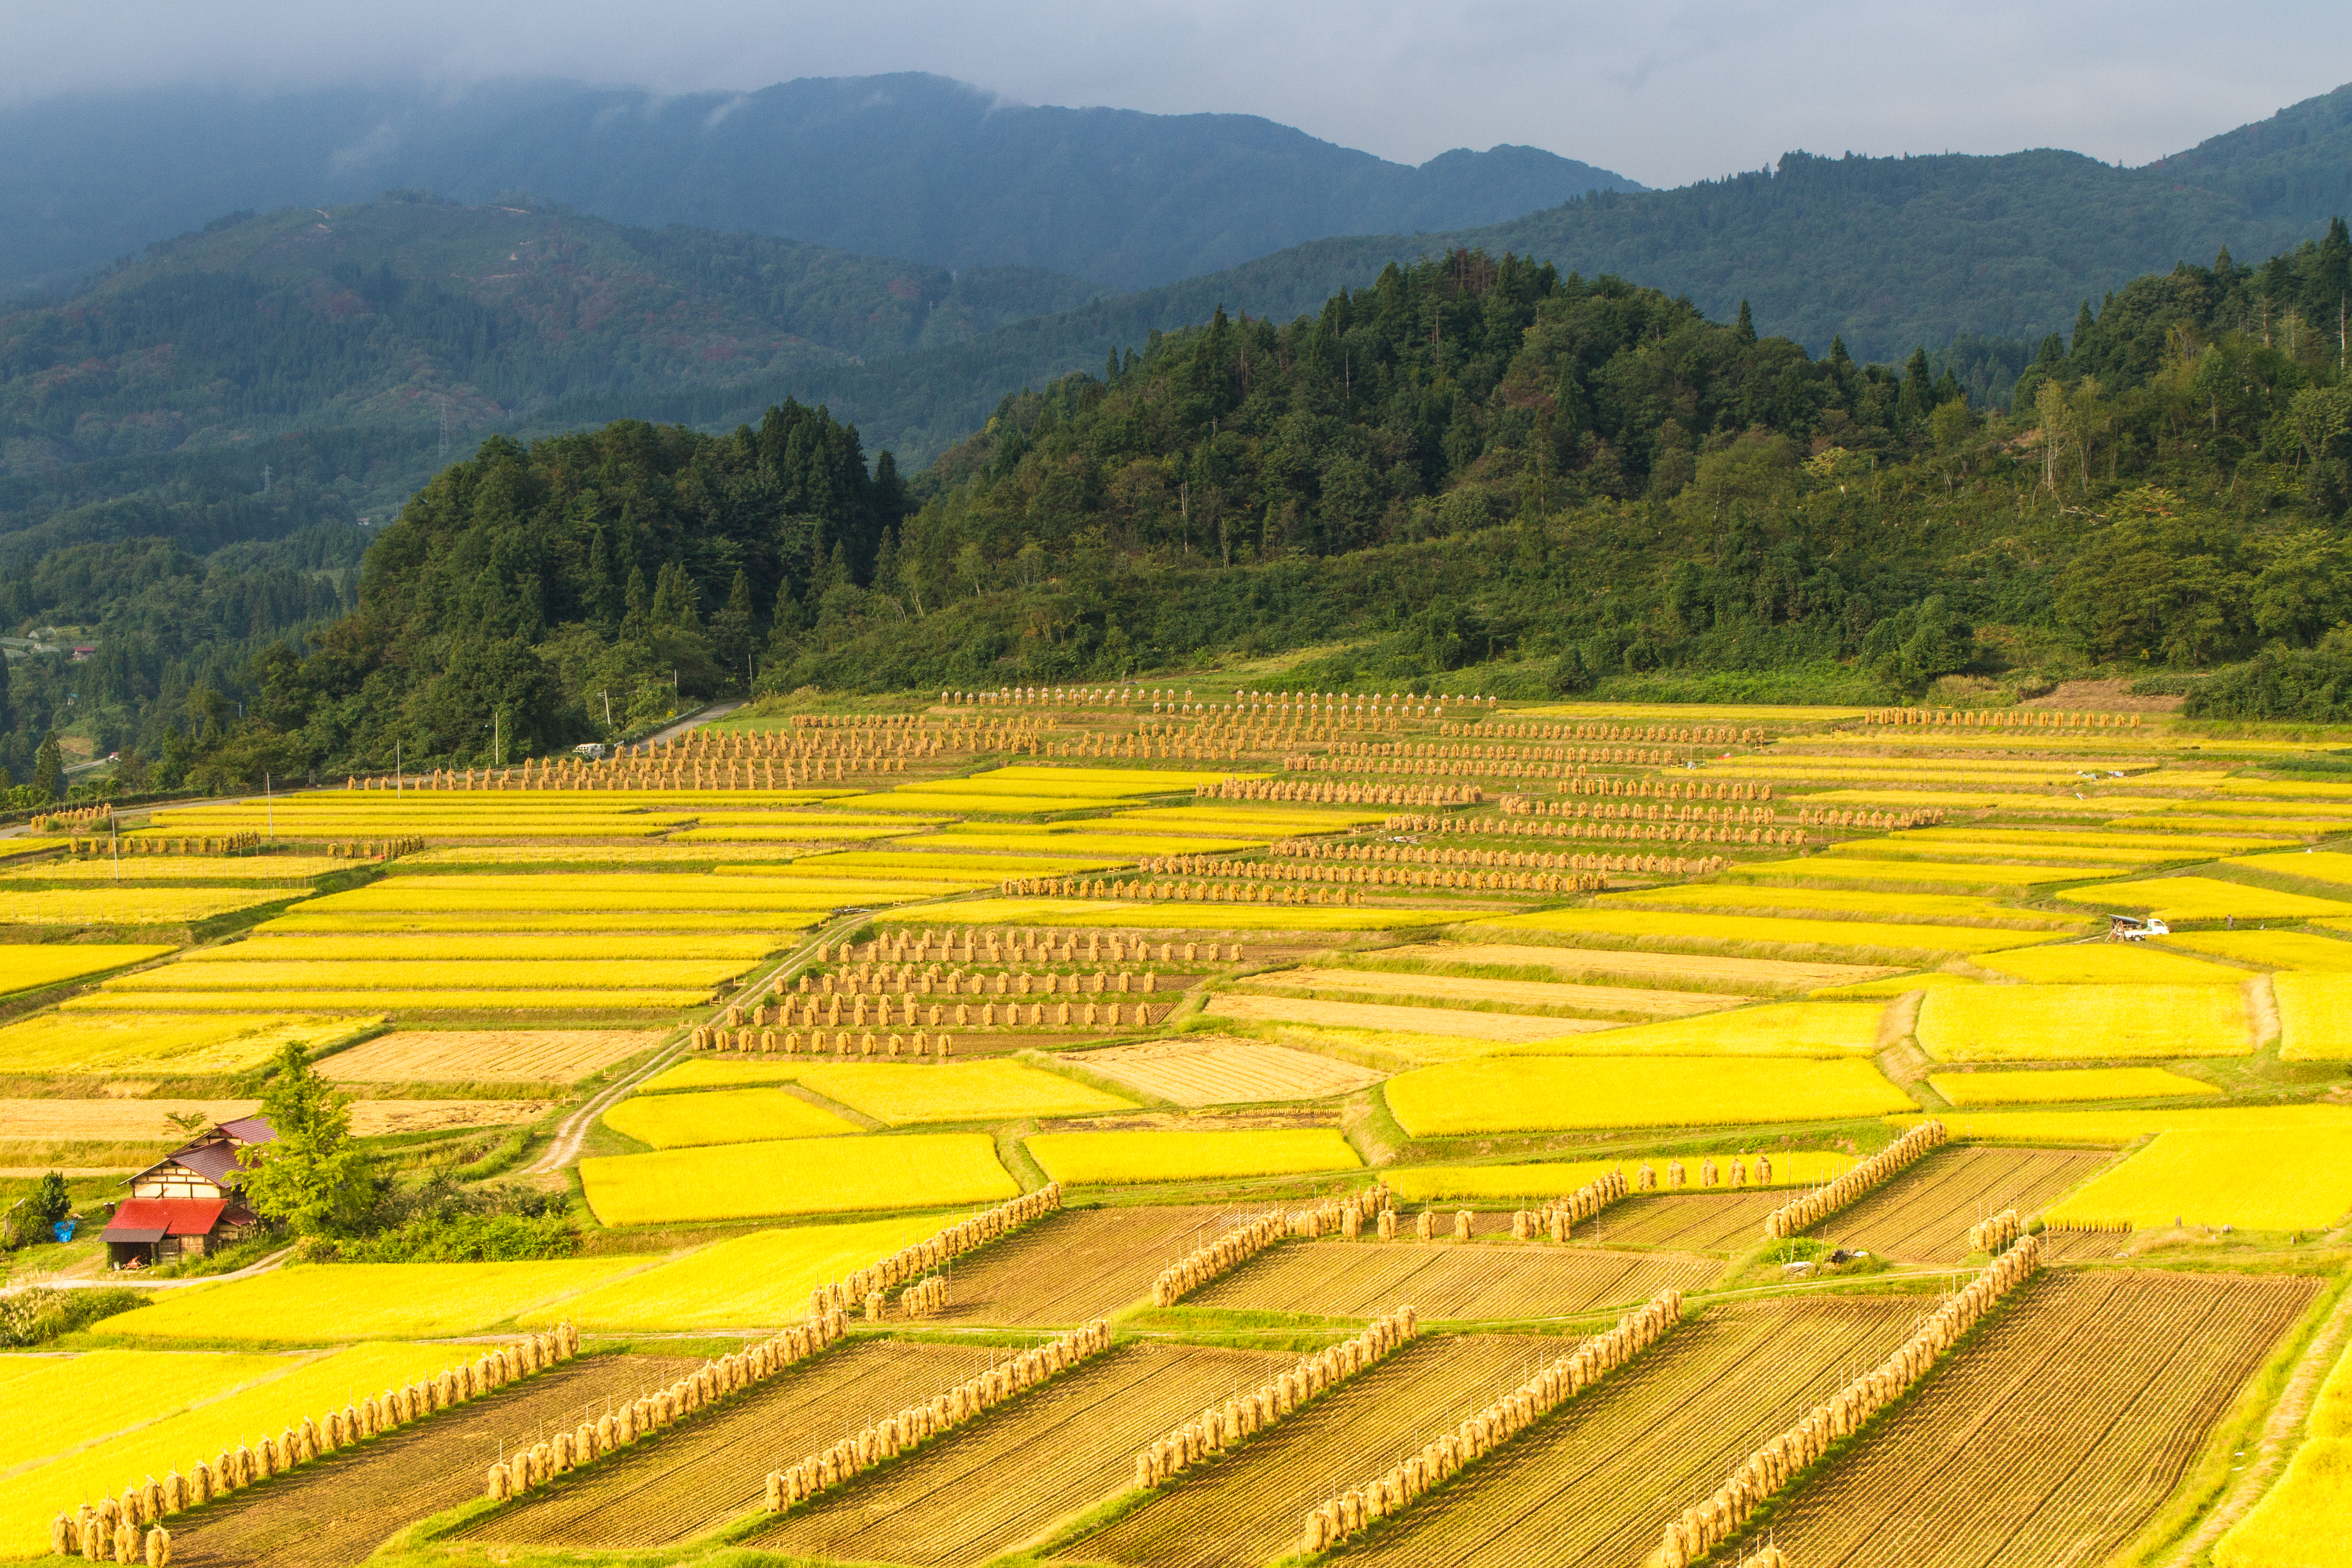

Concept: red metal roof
[[104, 1197, 227, 1238]]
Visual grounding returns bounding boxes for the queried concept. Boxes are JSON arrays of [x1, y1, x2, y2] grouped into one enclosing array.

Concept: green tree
[[710, 570, 758, 687], [28, 1171, 70, 1228], [237, 1042, 370, 1235], [29, 734, 64, 802]]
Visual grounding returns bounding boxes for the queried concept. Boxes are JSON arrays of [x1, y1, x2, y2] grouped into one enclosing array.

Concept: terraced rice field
[[0, 1011, 376, 1076], [1082, 1301, 1919, 1568], [1251, 966, 1740, 1018], [1065, 1037, 1384, 1106], [464, 1341, 1028, 1546], [0, 1097, 539, 1143], [0, 943, 174, 996], [1808, 1145, 2115, 1261], [935, 1204, 1258, 1326], [1186, 1238, 1715, 1320], [1572, 1191, 1787, 1253], [746, 1343, 1294, 1565], [1365, 943, 1897, 994], [1064, 1334, 1562, 1568], [1205, 993, 1611, 1040], [317, 1029, 668, 1083], [136, 1353, 699, 1568], [1762, 1270, 2318, 1568]]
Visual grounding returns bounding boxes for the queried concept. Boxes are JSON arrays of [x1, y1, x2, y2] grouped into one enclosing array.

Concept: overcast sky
[[11, 0, 2349, 187]]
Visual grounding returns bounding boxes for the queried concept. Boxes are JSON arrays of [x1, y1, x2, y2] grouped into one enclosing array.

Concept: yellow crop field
[[1025, 1127, 1363, 1185], [0, 837, 68, 860], [1894, 1104, 2352, 1143], [1384, 1056, 1915, 1136], [209, 933, 780, 962], [146, 818, 680, 840], [0, 1342, 481, 1556], [257, 911, 818, 935], [0, 943, 173, 996], [0, 1012, 377, 1076], [104, 1260, 643, 1344], [2239, 849, 2352, 887], [2216, 1334, 2352, 1568], [828, 791, 1122, 815], [602, 1086, 863, 1148], [0, 1349, 291, 1474], [408, 843, 810, 863], [1507, 999, 1885, 1057], [1731, 857, 2097, 887], [963, 764, 1242, 793], [1383, 1151, 1853, 1200], [1975, 943, 2249, 985], [1110, 806, 1388, 833], [1601, 884, 2074, 925], [1927, 1067, 2222, 1107], [2058, 876, 2352, 921], [1916, 982, 2251, 1062], [0, 858, 348, 882], [293, 873, 896, 914], [2048, 1126, 2352, 1230], [779, 850, 1125, 873], [921, 830, 1266, 855], [580, 1132, 1017, 1225], [1890, 827, 2287, 853], [667, 826, 925, 843], [875, 897, 1445, 930], [637, 1059, 802, 1093], [66, 988, 713, 1012], [1810, 973, 1981, 998], [2272, 973, 2352, 1061], [115, 950, 743, 987], [1478, 909, 2054, 955], [1207, 992, 1610, 1042], [790, 1061, 1135, 1126], [111, 957, 748, 990], [517, 1216, 944, 1332], [0, 887, 298, 926], [1827, 840, 2171, 867], [2173, 931, 2352, 971], [2219, 779, 2352, 799]]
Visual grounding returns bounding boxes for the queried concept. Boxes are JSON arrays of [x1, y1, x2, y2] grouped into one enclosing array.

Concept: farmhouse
[[101, 1115, 273, 1267]]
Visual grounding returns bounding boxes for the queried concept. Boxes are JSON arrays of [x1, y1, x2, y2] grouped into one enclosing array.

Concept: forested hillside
[[157, 224, 2349, 787]]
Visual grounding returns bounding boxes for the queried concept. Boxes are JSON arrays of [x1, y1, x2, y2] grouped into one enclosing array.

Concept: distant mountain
[[0, 196, 1095, 487], [0, 75, 1643, 299]]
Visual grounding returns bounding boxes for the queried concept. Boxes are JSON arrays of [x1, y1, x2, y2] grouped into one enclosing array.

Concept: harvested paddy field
[[1063, 1333, 1552, 1568], [1204, 994, 1611, 1041], [1369, 943, 1897, 994], [745, 1342, 1289, 1566], [1186, 1238, 1716, 1320], [1763, 1269, 2318, 1568], [1249, 966, 1739, 1019], [156, 1352, 698, 1568], [937, 1204, 1256, 1326], [464, 1340, 980, 1548], [318, 1029, 667, 1083], [1286, 1297, 1923, 1568], [1572, 1191, 1785, 1254], [1809, 1145, 2114, 1262], [1067, 1037, 1384, 1106]]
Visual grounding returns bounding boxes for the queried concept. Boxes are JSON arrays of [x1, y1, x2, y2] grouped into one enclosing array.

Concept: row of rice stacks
[[765, 1320, 1112, 1510], [1637, 1155, 1775, 1192], [1761, 1121, 1949, 1239], [1135, 1308, 1418, 1489], [57, 1329, 576, 1556], [1301, 1289, 1685, 1556], [808, 1184, 1063, 1320], [488, 1318, 840, 1500], [1151, 1210, 1287, 1306], [1294, 1182, 1393, 1240], [1966, 1209, 2023, 1255], [1656, 1237, 2044, 1568]]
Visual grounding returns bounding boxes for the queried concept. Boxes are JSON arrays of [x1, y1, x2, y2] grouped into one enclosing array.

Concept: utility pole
[[438, 398, 451, 464], [260, 462, 272, 495], [395, 741, 402, 797], [602, 690, 612, 729], [264, 772, 274, 840]]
